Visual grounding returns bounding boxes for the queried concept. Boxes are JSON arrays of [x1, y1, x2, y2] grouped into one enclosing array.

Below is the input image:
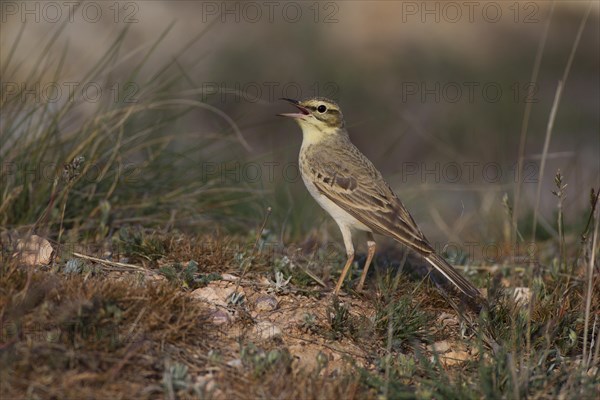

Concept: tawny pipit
[[279, 97, 481, 300]]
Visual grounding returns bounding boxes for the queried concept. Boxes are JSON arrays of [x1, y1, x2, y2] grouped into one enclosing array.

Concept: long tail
[[425, 252, 482, 300]]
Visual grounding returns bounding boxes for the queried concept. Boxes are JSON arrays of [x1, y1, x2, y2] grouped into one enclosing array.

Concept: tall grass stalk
[[552, 170, 567, 270], [582, 198, 599, 367], [531, 80, 563, 243], [531, 2, 592, 241], [512, 1, 554, 247], [525, 6, 592, 392]]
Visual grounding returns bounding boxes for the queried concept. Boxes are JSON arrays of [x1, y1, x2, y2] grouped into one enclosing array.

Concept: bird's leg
[[334, 225, 354, 295], [357, 232, 376, 292]]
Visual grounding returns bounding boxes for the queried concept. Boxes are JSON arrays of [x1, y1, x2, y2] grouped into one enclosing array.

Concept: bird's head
[[279, 97, 345, 137]]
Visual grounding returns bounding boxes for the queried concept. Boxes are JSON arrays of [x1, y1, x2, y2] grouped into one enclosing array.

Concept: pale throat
[[297, 120, 341, 146]]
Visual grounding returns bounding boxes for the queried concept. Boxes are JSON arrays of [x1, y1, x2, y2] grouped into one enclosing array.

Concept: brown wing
[[304, 141, 483, 300], [304, 143, 434, 255]]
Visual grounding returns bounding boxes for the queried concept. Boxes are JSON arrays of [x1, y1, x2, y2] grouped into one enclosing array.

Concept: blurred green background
[[1, 1, 598, 250]]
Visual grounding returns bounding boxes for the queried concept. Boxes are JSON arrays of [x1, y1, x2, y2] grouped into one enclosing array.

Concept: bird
[[278, 97, 482, 301]]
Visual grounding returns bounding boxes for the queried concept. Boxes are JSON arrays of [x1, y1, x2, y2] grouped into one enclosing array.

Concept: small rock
[[427, 341, 451, 353], [255, 295, 278, 312], [14, 235, 54, 266], [211, 309, 232, 325], [252, 321, 282, 340], [439, 350, 471, 366], [192, 286, 224, 306], [221, 273, 239, 282], [429, 342, 472, 366], [258, 276, 271, 286], [226, 358, 242, 368]]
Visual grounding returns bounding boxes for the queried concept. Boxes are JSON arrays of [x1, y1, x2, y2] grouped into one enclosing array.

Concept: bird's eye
[[317, 105, 327, 113]]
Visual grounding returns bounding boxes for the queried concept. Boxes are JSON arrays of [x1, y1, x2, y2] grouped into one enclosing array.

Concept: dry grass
[[1, 225, 598, 399], [1, 262, 213, 398]]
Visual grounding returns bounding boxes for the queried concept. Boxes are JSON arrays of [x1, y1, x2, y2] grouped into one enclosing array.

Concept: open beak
[[277, 98, 310, 119]]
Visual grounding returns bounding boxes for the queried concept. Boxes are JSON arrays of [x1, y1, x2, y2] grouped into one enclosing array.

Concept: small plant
[[300, 313, 318, 334], [240, 343, 293, 378], [116, 227, 166, 262], [374, 294, 430, 349], [163, 361, 191, 396], [395, 353, 417, 378], [271, 270, 292, 293], [327, 297, 356, 339], [63, 258, 85, 274], [182, 260, 199, 283], [552, 169, 567, 270], [315, 351, 329, 374], [182, 260, 221, 288], [195, 272, 223, 287], [272, 254, 318, 289], [358, 357, 416, 399], [159, 260, 222, 289], [227, 291, 246, 307], [159, 265, 178, 281]]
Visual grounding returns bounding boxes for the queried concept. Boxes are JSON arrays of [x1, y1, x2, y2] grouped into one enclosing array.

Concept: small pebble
[[211, 309, 232, 325], [255, 295, 278, 312], [226, 359, 242, 368]]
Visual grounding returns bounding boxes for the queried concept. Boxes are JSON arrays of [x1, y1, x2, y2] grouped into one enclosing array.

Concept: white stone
[[14, 235, 54, 266]]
